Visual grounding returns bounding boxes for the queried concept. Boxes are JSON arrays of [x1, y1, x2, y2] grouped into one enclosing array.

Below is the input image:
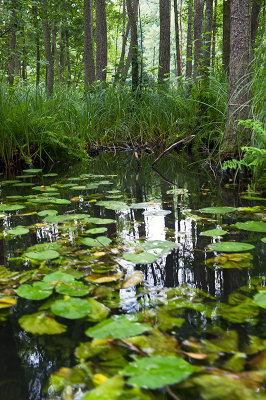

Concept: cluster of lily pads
[[0, 168, 266, 400]]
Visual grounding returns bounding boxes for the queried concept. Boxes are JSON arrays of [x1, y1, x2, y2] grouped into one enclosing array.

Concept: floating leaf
[[166, 188, 189, 195], [2, 180, 21, 184], [32, 186, 58, 192], [13, 182, 35, 187], [199, 207, 237, 214], [50, 198, 71, 205], [85, 315, 150, 339], [123, 252, 157, 264], [85, 217, 115, 225], [0, 213, 7, 218], [82, 236, 111, 247], [43, 271, 75, 285], [6, 226, 29, 236], [19, 312, 67, 335], [235, 221, 266, 233], [121, 271, 143, 288], [86, 272, 123, 283], [43, 173, 58, 177], [123, 356, 194, 389], [85, 227, 108, 235], [96, 201, 129, 210], [51, 298, 92, 319], [25, 250, 60, 260], [200, 229, 228, 237], [86, 298, 109, 321], [0, 204, 25, 212], [130, 202, 158, 209], [37, 209, 58, 217], [82, 376, 124, 400], [253, 292, 266, 309], [16, 282, 53, 300], [206, 253, 253, 269], [23, 169, 42, 173], [0, 296, 16, 308], [55, 281, 91, 297], [143, 209, 171, 216], [208, 242, 255, 252], [261, 237, 266, 243]]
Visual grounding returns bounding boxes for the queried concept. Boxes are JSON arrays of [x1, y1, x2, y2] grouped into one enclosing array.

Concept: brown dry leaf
[[70, 197, 81, 202], [0, 296, 17, 308], [121, 271, 143, 289], [183, 351, 208, 360], [20, 212, 37, 216], [34, 223, 48, 228], [85, 273, 124, 283], [93, 252, 106, 257], [249, 349, 266, 370]]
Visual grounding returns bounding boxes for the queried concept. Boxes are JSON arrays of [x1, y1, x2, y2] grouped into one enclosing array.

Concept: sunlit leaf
[[200, 229, 228, 237], [43, 271, 75, 285], [25, 250, 60, 260], [6, 226, 29, 236], [19, 312, 67, 335], [37, 209, 58, 217], [16, 282, 53, 300], [82, 375, 124, 400], [85, 217, 115, 224], [208, 242, 255, 252], [0, 204, 25, 212], [55, 281, 91, 296], [82, 236, 111, 247], [121, 271, 143, 288], [235, 221, 266, 233], [199, 207, 237, 214], [253, 292, 266, 309], [85, 227, 108, 235], [86, 272, 123, 283], [123, 252, 157, 264], [0, 296, 17, 308], [51, 298, 93, 319], [23, 169, 42, 173]]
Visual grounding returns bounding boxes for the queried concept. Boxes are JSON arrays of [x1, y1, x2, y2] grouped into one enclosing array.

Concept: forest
[[0, 1, 266, 400]]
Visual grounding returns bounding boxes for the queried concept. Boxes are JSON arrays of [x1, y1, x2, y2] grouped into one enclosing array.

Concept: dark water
[[0, 152, 265, 400]]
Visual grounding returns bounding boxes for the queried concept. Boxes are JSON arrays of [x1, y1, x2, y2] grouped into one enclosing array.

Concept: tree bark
[[203, 0, 213, 73], [52, 21, 61, 84], [193, 0, 204, 79], [7, 6, 17, 85], [32, 5, 40, 86], [158, 0, 171, 82], [251, 0, 262, 49], [222, 0, 251, 156], [96, 0, 108, 81], [126, 0, 139, 91], [41, 0, 54, 95], [186, 0, 193, 78], [84, 0, 95, 86], [222, 0, 231, 72], [174, 0, 181, 76], [22, 28, 27, 82], [211, 0, 218, 68]]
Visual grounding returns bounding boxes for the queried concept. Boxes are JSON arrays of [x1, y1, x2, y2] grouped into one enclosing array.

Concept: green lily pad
[[16, 174, 36, 178], [24, 250, 60, 261], [235, 221, 266, 233], [85, 315, 150, 339], [72, 186, 87, 190], [85, 217, 115, 225], [19, 312, 67, 335], [43, 173, 58, 177], [208, 242, 255, 252], [123, 252, 158, 264], [130, 202, 159, 209], [37, 209, 58, 217], [55, 281, 91, 297], [143, 209, 171, 216], [96, 201, 129, 210], [32, 186, 58, 191], [43, 271, 75, 285], [82, 236, 111, 247], [199, 207, 237, 214], [123, 356, 194, 389], [2, 180, 21, 184], [23, 169, 42, 173], [16, 282, 53, 300], [0, 204, 25, 212], [261, 237, 266, 243], [85, 227, 108, 235], [253, 292, 266, 309], [50, 198, 71, 205], [83, 376, 124, 400], [6, 226, 29, 236], [166, 188, 189, 195], [51, 298, 92, 319], [13, 182, 35, 187], [200, 229, 228, 237]]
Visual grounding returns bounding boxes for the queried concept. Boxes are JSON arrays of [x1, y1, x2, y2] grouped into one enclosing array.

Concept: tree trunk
[[222, 0, 251, 157], [126, 0, 139, 91], [186, 0, 193, 78], [203, 0, 213, 73], [52, 21, 61, 84], [84, 0, 95, 86], [41, 0, 54, 95], [211, 0, 217, 68], [32, 5, 40, 86], [193, 0, 204, 79], [22, 29, 27, 82], [251, 0, 262, 49], [174, 0, 181, 76], [158, 0, 171, 82], [222, 0, 231, 72], [115, 21, 130, 80], [7, 7, 17, 85], [96, 0, 108, 81]]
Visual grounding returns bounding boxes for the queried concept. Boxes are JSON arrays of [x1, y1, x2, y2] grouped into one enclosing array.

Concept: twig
[[166, 385, 180, 400], [151, 135, 195, 166]]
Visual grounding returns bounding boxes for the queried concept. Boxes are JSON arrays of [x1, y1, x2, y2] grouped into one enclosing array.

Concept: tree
[[158, 0, 171, 83], [202, 0, 213, 73], [174, 0, 181, 77], [222, 0, 231, 72], [211, 0, 218, 68], [7, 1, 17, 85], [126, 0, 139, 90], [222, 0, 251, 156], [96, 0, 108, 81], [41, 0, 54, 95], [186, 0, 193, 78], [84, 0, 95, 86], [193, 0, 204, 79], [251, 0, 263, 49]]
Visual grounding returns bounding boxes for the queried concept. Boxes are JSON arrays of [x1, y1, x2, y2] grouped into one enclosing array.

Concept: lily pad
[[0, 296, 17, 308], [6, 226, 29, 236], [143, 209, 171, 216], [96, 201, 129, 210], [16, 282, 53, 300], [43, 173, 58, 177], [123, 252, 158, 264], [19, 312, 67, 335], [261, 237, 266, 243], [199, 207, 237, 214], [200, 229, 228, 237], [208, 242, 255, 252], [121, 271, 143, 288], [23, 168, 42, 173], [0, 204, 25, 212], [123, 356, 194, 389], [83, 376, 124, 400], [130, 202, 158, 209], [55, 281, 91, 297], [85, 227, 108, 235], [82, 236, 111, 247], [13, 182, 35, 187], [235, 221, 266, 233], [85, 217, 115, 225], [253, 292, 266, 309], [85, 315, 150, 339], [166, 188, 189, 195], [43, 271, 75, 285], [50, 198, 71, 205], [51, 298, 92, 319], [37, 209, 58, 217], [24, 250, 60, 261]]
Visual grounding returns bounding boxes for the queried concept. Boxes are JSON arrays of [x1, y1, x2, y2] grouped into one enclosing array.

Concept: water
[[0, 152, 265, 400]]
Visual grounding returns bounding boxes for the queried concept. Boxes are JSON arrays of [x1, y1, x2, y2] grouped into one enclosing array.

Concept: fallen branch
[[151, 135, 195, 166]]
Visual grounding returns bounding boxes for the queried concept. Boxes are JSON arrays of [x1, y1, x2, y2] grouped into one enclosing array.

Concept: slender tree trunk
[[33, 5, 40, 86], [126, 0, 139, 91], [158, 0, 171, 82], [203, 0, 213, 73], [7, 7, 17, 85], [22, 29, 27, 82], [41, 0, 54, 95], [65, 30, 71, 85], [186, 0, 193, 78], [211, 0, 217, 68], [222, 0, 251, 156], [84, 0, 95, 86], [96, 0, 108, 81], [179, 0, 183, 75], [52, 22, 61, 84], [139, 4, 144, 84], [251, 0, 262, 49], [222, 0, 231, 72], [193, 0, 204, 78], [174, 0, 181, 76], [115, 21, 130, 80]]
